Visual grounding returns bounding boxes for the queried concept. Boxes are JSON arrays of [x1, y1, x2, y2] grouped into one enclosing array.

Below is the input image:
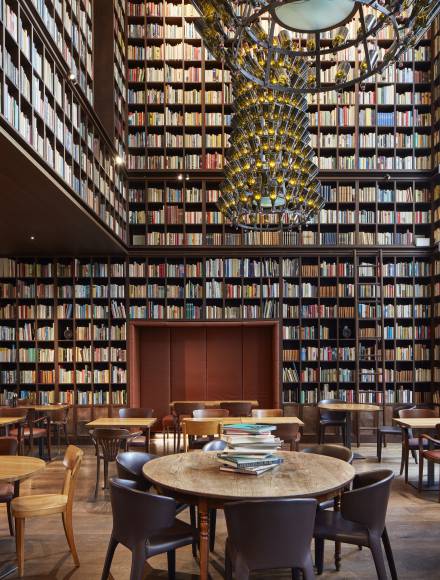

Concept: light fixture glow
[[115, 155, 124, 166], [273, 0, 356, 32]]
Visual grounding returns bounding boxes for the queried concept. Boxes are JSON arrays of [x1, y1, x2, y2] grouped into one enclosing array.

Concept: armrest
[[419, 433, 440, 450], [33, 416, 49, 426]]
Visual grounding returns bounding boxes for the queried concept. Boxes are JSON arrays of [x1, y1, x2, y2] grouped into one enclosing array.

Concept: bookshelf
[[0, 0, 127, 243]]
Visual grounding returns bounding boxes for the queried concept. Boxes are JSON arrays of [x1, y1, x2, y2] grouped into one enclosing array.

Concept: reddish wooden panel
[[206, 327, 243, 400], [139, 327, 171, 419], [242, 326, 274, 408], [171, 327, 207, 401]]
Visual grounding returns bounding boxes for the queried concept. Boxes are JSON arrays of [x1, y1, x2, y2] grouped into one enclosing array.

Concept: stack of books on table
[[216, 451, 283, 475], [222, 423, 283, 453]]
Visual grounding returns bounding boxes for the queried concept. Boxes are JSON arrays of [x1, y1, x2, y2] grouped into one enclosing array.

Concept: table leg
[[345, 413, 352, 449], [198, 499, 211, 580], [144, 428, 151, 453], [334, 494, 341, 571], [427, 440, 435, 487]]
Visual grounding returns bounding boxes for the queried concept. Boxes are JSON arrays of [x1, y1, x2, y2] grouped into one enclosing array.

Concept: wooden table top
[[0, 404, 70, 412], [182, 416, 304, 426], [318, 403, 380, 412], [86, 417, 157, 428], [0, 417, 26, 426], [393, 418, 440, 429], [170, 400, 258, 408], [143, 450, 355, 501], [0, 456, 46, 483]]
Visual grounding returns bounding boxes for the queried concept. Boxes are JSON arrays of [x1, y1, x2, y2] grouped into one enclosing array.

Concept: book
[[219, 464, 279, 476], [217, 453, 283, 469], [222, 424, 277, 434]]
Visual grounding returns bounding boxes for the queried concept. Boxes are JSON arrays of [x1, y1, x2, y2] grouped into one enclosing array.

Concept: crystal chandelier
[[192, 0, 440, 94]]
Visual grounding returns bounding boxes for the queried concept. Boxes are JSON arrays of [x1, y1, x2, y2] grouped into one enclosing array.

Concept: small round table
[[143, 451, 355, 580], [0, 456, 45, 579]]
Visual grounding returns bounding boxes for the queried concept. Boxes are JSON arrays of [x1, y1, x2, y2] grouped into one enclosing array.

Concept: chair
[[302, 444, 353, 465], [116, 451, 158, 491], [193, 408, 229, 418], [101, 478, 197, 580], [0, 408, 27, 455], [202, 438, 228, 452], [314, 469, 397, 580], [0, 437, 18, 535], [398, 408, 437, 483], [220, 401, 253, 417], [48, 407, 70, 455], [377, 404, 414, 462], [224, 498, 317, 580], [91, 428, 130, 499], [182, 419, 222, 452], [274, 422, 301, 451], [118, 407, 154, 450], [11, 445, 83, 577], [251, 409, 283, 418], [173, 403, 206, 452], [318, 399, 348, 445], [8, 407, 51, 459], [418, 423, 440, 500]]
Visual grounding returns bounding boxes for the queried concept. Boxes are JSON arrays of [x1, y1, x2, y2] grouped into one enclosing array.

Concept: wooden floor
[[0, 440, 439, 579]]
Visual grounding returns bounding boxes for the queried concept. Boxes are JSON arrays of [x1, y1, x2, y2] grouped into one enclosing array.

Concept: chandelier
[[192, 0, 440, 93]]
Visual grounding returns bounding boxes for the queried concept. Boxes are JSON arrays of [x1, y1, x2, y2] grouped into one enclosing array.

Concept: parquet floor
[[0, 440, 439, 579]]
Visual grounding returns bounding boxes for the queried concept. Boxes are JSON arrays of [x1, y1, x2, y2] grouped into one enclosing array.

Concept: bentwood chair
[[314, 469, 397, 580], [418, 423, 440, 500], [220, 401, 253, 417], [91, 428, 130, 499], [224, 498, 317, 580], [251, 409, 283, 418], [398, 408, 436, 482], [11, 445, 84, 577], [101, 478, 197, 580], [173, 403, 206, 452], [182, 419, 222, 451], [9, 407, 51, 459], [0, 437, 18, 535], [48, 406, 70, 455], [193, 408, 229, 418], [118, 407, 154, 450], [318, 399, 348, 446], [377, 404, 414, 462]]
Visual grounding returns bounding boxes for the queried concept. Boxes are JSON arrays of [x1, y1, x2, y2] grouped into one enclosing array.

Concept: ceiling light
[[30, 236, 35, 240], [272, 0, 357, 32]]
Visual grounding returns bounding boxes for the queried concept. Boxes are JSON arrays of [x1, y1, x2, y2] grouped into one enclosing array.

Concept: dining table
[[86, 417, 157, 452], [143, 450, 355, 580], [0, 456, 45, 579]]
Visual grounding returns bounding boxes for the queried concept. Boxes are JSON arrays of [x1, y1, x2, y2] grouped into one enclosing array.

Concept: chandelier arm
[[265, 19, 277, 87], [358, 3, 372, 74], [315, 32, 321, 91]]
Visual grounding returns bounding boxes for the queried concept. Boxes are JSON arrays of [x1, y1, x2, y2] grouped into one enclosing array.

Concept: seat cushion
[[11, 494, 67, 518], [162, 415, 175, 429], [408, 437, 429, 449], [9, 427, 47, 439], [0, 482, 14, 501], [379, 426, 401, 435], [128, 435, 146, 447], [146, 518, 197, 557], [314, 510, 369, 545], [423, 449, 440, 462]]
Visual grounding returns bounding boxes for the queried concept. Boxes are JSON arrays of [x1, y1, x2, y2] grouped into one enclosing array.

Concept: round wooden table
[[143, 451, 355, 580], [0, 456, 45, 579], [318, 402, 380, 453]]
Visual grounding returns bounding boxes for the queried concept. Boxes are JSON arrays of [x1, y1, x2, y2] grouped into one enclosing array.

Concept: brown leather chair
[[118, 407, 154, 450], [318, 399, 348, 445], [173, 403, 206, 452], [91, 428, 130, 499], [220, 401, 253, 417], [274, 422, 301, 451], [7, 407, 51, 459], [0, 437, 18, 535], [101, 478, 197, 580], [251, 409, 283, 418], [418, 423, 440, 500], [302, 444, 353, 465], [377, 404, 414, 462], [314, 469, 397, 580], [0, 408, 26, 454], [398, 408, 436, 482], [116, 451, 158, 492], [193, 408, 229, 418], [224, 498, 317, 580]]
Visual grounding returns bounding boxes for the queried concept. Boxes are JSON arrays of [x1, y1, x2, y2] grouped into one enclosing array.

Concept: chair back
[[220, 401, 253, 417], [173, 403, 206, 422], [193, 408, 229, 418], [110, 478, 176, 549], [0, 408, 28, 419], [273, 422, 300, 443], [119, 407, 154, 418], [91, 428, 130, 461], [251, 409, 283, 418], [202, 438, 228, 452], [319, 399, 348, 422], [224, 498, 317, 571], [62, 445, 84, 503], [48, 407, 69, 423], [301, 444, 353, 464], [399, 408, 437, 419], [116, 451, 157, 491], [391, 404, 414, 419], [182, 419, 221, 451], [0, 436, 18, 455], [17, 398, 33, 407], [341, 469, 393, 534]]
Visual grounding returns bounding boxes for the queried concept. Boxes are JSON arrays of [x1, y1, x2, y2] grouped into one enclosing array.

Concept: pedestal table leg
[[198, 499, 211, 580]]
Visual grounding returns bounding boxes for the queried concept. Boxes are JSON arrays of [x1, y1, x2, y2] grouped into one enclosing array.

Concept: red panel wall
[[170, 327, 207, 401], [139, 327, 171, 418], [206, 327, 243, 400], [242, 325, 274, 408]]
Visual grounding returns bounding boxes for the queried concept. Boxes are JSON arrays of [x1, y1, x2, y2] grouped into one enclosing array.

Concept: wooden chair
[[193, 408, 229, 418], [0, 437, 18, 535], [418, 423, 440, 500], [9, 408, 51, 459], [181, 419, 222, 452], [274, 423, 301, 451], [377, 404, 414, 462], [398, 408, 437, 483], [118, 407, 154, 450], [91, 428, 130, 499], [220, 401, 253, 417], [251, 409, 283, 418], [11, 445, 84, 577], [48, 407, 70, 455], [173, 403, 206, 452], [0, 408, 26, 455]]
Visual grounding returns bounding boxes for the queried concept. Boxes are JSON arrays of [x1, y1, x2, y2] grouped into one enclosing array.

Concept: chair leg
[[190, 505, 197, 558], [292, 569, 301, 580], [382, 528, 398, 580], [225, 549, 233, 580], [404, 446, 410, 483], [130, 548, 147, 580], [103, 460, 109, 490], [418, 452, 424, 493], [318, 425, 323, 444], [315, 538, 324, 575], [411, 449, 418, 464], [399, 442, 405, 475], [47, 432, 51, 461], [94, 455, 100, 499], [209, 508, 217, 552], [7, 501, 14, 536], [377, 430, 382, 462], [64, 423, 69, 446], [302, 554, 316, 580], [15, 517, 25, 577], [167, 550, 176, 580], [57, 425, 61, 455], [101, 535, 118, 580], [62, 508, 80, 566], [370, 537, 388, 580]]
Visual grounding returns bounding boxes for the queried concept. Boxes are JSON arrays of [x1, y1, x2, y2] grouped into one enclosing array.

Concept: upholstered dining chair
[[0, 408, 27, 455], [0, 436, 18, 535], [116, 451, 158, 491], [11, 445, 83, 577], [193, 408, 229, 418], [418, 423, 440, 500], [318, 399, 348, 445], [220, 401, 253, 417], [398, 407, 437, 483], [90, 428, 130, 499], [377, 404, 414, 462], [8, 407, 51, 459], [274, 422, 301, 451], [251, 409, 283, 418]]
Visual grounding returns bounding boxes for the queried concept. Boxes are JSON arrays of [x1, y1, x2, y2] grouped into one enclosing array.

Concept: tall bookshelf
[[0, 0, 127, 242]]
